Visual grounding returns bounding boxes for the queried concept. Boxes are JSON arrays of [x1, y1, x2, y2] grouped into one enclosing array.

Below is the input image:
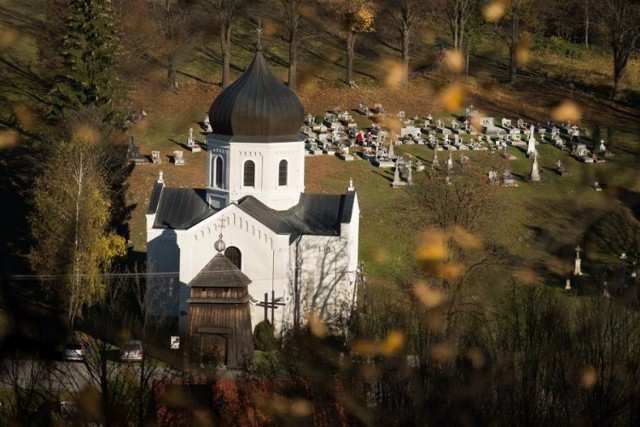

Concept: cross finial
[[575, 245, 582, 258], [256, 20, 263, 49]]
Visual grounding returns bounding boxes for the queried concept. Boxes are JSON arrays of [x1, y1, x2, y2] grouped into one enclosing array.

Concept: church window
[[224, 247, 241, 269], [278, 159, 288, 186], [215, 156, 224, 188], [243, 160, 255, 187]]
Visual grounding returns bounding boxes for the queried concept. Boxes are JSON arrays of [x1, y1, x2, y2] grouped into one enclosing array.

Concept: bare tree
[[379, 0, 428, 85], [404, 162, 506, 336], [206, 0, 247, 89], [602, 0, 640, 98], [489, 0, 531, 84], [277, 0, 315, 91], [144, 0, 197, 92], [435, 0, 477, 51]]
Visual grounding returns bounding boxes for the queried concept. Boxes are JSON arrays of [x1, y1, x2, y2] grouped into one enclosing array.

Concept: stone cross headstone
[[447, 153, 453, 171], [530, 152, 541, 182], [574, 245, 582, 276], [527, 124, 537, 157], [187, 127, 195, 146], [391, 163, 403, 188]]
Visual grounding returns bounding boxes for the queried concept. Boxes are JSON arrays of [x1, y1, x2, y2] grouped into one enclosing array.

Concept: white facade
[[146, 189, 359, 334], [205, 136, 305, 211]]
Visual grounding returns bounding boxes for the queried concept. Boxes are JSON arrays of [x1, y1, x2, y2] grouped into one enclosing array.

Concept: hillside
[[1, 0, 639, 289]]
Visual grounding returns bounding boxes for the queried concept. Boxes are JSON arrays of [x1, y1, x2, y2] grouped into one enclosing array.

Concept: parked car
[[62, 341, 86, 361], [119, 340, 143, 362]]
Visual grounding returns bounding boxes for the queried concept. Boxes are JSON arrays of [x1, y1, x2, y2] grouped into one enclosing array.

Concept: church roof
[[237, 191, 357, 239], [150, 187, 215, 229], [189, 253, 252, 288], [208, 48, 305, 142], [150, 185, 357, 237]]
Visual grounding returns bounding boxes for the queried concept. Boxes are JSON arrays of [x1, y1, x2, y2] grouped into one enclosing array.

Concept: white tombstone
[[526, 125, 537, 156], [151, 150, 162, 164], [599, 140, 607, 154], [530, 152, 541, 182], [174, 150, 184, 166], [574, 245, 583, 276]]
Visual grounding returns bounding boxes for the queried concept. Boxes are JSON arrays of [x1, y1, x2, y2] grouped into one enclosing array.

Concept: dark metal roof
[[208, 48, 305, 143], [189, 253, 252, 288], [147, 182, 164, 215], [236, 191, 357, 238], [152, 188, 216, 229]]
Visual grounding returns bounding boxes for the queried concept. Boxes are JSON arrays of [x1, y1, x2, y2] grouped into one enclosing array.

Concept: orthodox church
[[145, 46, 360, 364]]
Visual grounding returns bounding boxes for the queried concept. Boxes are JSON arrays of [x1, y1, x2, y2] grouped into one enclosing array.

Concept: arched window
[[224, 247, 241, 269], [243, 160, 255, 187], [215, 156, 224, 188], [278, 159, 288, 186]]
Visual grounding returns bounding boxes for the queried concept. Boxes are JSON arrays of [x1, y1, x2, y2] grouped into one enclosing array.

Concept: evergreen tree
[[48, 0, 126, 127]]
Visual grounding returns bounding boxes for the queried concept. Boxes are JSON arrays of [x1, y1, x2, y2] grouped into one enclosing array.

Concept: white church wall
[[284, 235, 356, 331], [225, 141, 305, 210], [174, 206, 292, 334]]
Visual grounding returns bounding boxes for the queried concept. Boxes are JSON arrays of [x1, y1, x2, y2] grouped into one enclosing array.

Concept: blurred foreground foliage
[[246, 280, 640, 426]]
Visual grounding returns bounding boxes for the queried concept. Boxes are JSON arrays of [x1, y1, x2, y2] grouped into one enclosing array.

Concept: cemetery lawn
[[1, 0, 638, 291]]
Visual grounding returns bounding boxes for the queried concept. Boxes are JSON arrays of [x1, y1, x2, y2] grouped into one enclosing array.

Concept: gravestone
[[529, 152, 541, 182], [187, 127, 201, 153], [574, 245, 583, 276], [151, 150, 162, 164], [432, 145, 440, 169], [502, 169, 517, 187], [526, 125, 537, 156], [174, 150, 185, 166], [488, 170, 498, 185], [128, 137, 148, 163]]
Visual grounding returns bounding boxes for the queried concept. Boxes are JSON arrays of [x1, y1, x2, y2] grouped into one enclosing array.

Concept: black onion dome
[[208, 49, 305, 142]]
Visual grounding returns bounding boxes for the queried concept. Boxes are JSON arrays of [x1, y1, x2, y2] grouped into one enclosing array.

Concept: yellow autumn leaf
[[379, 330, 405, 356]]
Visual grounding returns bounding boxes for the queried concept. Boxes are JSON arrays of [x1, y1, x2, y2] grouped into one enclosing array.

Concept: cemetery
[[124, 95, 636, 300]]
